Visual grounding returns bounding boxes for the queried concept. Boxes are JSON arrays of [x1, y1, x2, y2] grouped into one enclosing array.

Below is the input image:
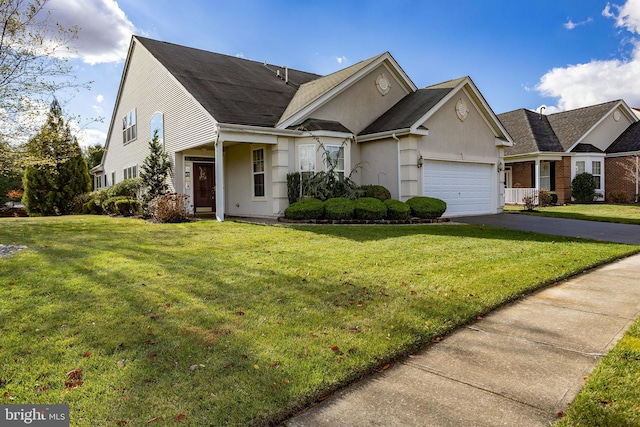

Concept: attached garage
[[423, 160, 495, 216]]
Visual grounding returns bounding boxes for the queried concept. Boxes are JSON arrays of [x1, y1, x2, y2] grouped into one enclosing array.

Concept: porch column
[[534, 159, 540, 191], [215, 139, 225, 222]]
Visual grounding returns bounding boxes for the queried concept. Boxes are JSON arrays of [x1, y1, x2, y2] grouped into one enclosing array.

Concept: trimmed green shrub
[[571, 172, 597, 203], [384, 199, 410, 220], [72, 192, 94, 214], [102, 196, 129, 215], [115, 199, 142, 216], [406, 196, 447, 219], [353, 197, 387, 220], [324, 198, 355, 220], [82, 199, 103, 215], [284, 198, 324, 220], [107, 178, 143, 198], [360, 185, 391, 201]]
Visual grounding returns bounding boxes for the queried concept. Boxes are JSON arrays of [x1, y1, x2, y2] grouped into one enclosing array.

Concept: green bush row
[[284, 196, 446, 221]]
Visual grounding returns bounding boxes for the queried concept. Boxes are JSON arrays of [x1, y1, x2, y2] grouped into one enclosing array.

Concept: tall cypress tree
[[140, 130, 171, 203], [22, 100, 90, 215]]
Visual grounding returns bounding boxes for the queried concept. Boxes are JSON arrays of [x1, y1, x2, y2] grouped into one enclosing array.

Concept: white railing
[[505, 188, 538, 205]]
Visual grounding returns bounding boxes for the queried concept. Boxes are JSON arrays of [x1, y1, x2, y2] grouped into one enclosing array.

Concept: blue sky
[[44, 0, 640, 147]]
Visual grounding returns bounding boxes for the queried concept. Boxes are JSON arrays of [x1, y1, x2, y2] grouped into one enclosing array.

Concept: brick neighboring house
[[498, 100, 639, 204], [605, 121, 640, 202]]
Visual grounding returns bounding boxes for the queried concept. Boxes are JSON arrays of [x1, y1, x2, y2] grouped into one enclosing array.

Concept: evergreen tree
[[140, 130, 171, 202], [22, 100, 90, 215]]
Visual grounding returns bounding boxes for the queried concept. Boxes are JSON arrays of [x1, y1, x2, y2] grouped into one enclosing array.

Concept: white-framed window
[[325, 145, 345, 180], [111, 171, 116, 186], [299, 144, 316, 181], [150, 112, 164, 149], [124, 165, 138, 180], [122, 108, 137, 144], [576, 161, 585, 175], [95, 175, 103, 189], [540, 162, 551, 191], [592, 161, 602, 190], [252, 148, 265, 198]]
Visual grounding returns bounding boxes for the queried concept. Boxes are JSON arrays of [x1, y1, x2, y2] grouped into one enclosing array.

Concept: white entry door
[[423, 160, 494, 216]]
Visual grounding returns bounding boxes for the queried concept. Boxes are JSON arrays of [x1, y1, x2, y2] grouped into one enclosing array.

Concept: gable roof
[[546, 100, 621, 151], [499, 109, 563, 155], [607, 121, 640, 153], [135, 36, 321, 128]]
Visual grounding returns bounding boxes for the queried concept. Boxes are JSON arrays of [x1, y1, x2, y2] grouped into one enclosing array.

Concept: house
[[498, 101, 640, 204], [92, 36, 512, 220]]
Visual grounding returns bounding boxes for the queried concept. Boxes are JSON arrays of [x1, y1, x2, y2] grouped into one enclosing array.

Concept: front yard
[[0, 216, 637, 426]]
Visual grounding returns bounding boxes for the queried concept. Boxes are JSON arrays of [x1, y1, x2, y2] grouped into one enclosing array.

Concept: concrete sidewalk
[[286, 253, 640, 427]]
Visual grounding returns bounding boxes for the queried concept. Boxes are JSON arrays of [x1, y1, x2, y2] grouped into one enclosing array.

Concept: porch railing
[[505, 188, 538, 205]]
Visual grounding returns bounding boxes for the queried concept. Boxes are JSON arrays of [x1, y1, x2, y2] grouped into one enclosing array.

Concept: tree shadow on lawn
[[289, 222, 617, 245]]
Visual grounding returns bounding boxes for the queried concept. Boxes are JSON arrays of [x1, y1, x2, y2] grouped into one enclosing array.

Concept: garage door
[[423, 160, 494, 216]]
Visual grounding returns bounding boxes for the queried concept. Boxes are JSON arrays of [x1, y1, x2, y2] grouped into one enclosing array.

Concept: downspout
[[636, 151, 640, 203], [214, 133, 225, 222], [392, 133, 401, 200]]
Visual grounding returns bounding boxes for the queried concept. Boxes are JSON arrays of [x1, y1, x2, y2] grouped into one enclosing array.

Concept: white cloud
[[536, 0, 640, 111], [335, 56, 347, 64], [46, 0, 136, 64], [564, 17, 593, 30], [95, 94, 104, 103], [75, 128, 107, 148]]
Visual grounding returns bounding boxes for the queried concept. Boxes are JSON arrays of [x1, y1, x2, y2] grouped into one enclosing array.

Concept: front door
[[194, 163, 215, 212]]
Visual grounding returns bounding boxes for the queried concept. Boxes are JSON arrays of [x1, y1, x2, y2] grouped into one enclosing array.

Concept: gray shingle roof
[[289, 118, 352, 133], [135, 36, 321, 127], [607, 121, 640, 153], [359, 87, 452, 135], [547, 100, 620, 150], [498, 109, 563, 155], [571, 143, 604, 153]]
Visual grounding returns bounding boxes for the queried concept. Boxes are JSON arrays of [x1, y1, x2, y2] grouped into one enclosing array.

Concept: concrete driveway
[[455, 213, 640, 245]]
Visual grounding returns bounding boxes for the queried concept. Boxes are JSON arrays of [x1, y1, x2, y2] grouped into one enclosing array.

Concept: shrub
[[384, 199, 410, 220], [107, 178, 143, 198], [284, 198, 324, 220], [287, 172, 301, 204], [353, 197, 387, 220], [360, 185, 391, 201], [406, 196, 447, 219], [522, 195, 536, 211], [115, 199, 142, 217], [82, 199, 103, 215], [148, 193, 191, 223], [324, 198, 354, 220], [72, 192, 94, 214], [102, 196, 129, 215], [608, 190, 633, 204], [572, 172, 597, 203], [538, 190, 554, 207]]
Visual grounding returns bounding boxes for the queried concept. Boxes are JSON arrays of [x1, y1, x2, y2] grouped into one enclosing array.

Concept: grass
[[0, 216, 638, 426], [504, 203, 640, 225], [556, 317, 640, 427]]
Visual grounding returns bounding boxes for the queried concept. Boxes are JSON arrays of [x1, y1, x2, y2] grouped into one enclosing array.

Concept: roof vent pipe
[[284, 66, 289, 84]]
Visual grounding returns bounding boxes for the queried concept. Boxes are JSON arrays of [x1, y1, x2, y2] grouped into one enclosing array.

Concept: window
[[325, 145, 345, 180], [252, 148, 265, 197], [299, 144, 316, 180], [576, 161, 585, 174], [122, 108, 137, 144], [95, 175, 103, 189], [540, 162, 551, 191], [592, 161, 602, 190], [111, 171, 116, 186], [124, 165, 138, 180]]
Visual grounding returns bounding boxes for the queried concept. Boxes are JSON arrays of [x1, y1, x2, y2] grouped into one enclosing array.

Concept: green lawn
[[0, 216, 638, 426], [505, 204, 640, 225]]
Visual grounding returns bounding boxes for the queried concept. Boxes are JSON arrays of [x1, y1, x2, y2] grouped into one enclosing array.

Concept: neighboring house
[[92, 36, 512, 220], [498, 101, 640, 204]]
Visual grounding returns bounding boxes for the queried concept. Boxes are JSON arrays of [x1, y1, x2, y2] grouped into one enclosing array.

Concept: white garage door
[[423, 161, 494, 216]]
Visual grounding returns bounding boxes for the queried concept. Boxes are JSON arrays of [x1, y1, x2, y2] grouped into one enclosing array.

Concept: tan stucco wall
[[358, 138, 400, 198], [581, 107, 634, 152], [311, 64, 409, 134], [224, 143, 274, 218]]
